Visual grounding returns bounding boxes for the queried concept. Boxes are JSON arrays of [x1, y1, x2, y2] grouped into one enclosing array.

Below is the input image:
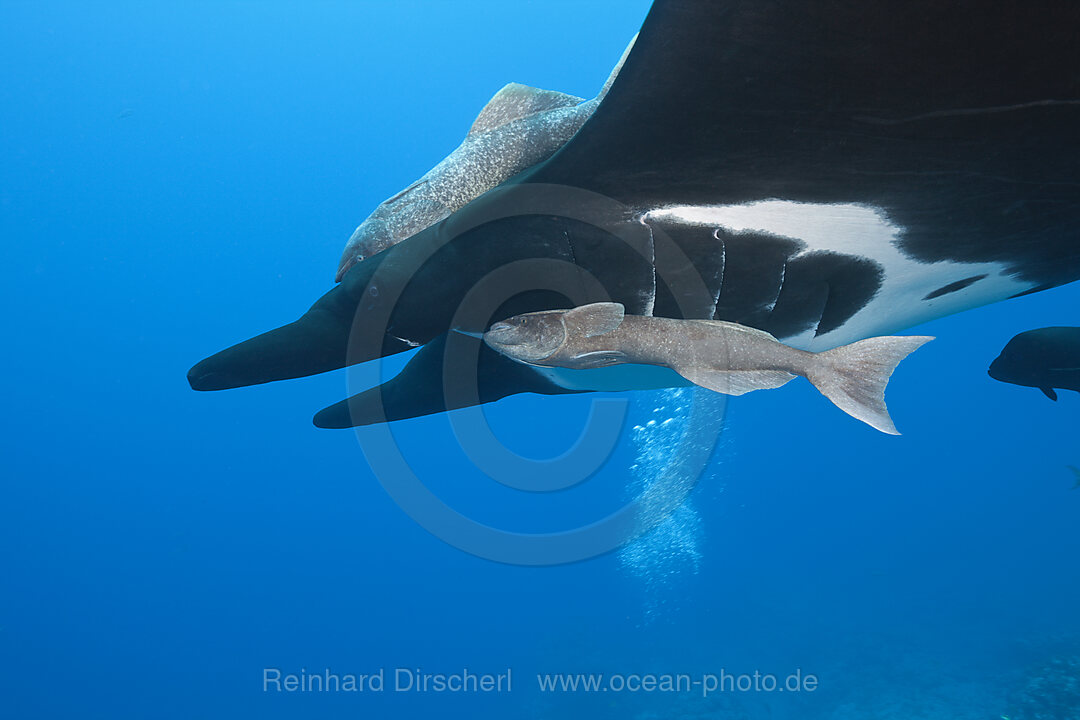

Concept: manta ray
[[188, 0, 1080, 429]]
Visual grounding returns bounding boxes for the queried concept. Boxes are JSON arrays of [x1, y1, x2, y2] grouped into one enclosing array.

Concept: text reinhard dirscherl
[[263, 668, 512, 694], [262, 668, 819, 698]]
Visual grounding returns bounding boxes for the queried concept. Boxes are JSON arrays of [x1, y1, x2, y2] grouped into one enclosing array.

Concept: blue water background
[[2, 2, 1079, 718]]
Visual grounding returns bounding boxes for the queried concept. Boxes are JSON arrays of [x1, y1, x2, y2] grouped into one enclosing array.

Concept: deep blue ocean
[[3, 2, 1079, 718]]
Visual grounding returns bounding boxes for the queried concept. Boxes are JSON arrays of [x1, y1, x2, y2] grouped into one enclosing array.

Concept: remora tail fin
[[807, 336, 934, 435]]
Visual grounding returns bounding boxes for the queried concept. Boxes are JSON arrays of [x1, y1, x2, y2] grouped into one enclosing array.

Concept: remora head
[[483, 302, 626, 365], [483, 311, 569, 364]]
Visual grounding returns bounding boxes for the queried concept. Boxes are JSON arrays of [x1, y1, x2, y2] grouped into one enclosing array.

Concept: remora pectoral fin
[[313, 332, 579, 429], [1041, 386, 1059, 401], [675, 368, 798, 397], [468, 83, 585, 136]]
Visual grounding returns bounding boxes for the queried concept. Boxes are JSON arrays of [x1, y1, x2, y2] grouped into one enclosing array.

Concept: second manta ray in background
[[484, 303, 933, 435]]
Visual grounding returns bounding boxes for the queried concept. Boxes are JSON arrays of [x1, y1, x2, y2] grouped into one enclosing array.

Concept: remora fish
[[989, 327, 1080, 401], [334, 37, 637, 281], [483, 302, 933, 435]]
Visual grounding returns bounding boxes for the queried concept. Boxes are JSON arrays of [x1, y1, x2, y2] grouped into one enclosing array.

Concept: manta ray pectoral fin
[[597, 33, 638, 100], [1041, 387, 1059, 401], [564, 302, 625, 338], [675, 368, 797, 397], [313, 332, 579, 429], [468, 83, 585, 136]]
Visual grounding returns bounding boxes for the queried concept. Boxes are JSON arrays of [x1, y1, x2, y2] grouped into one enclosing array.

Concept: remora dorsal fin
[[1041, 387, 1059, 401], [468, 83, 584, 136], [563, 302, 625, 338]]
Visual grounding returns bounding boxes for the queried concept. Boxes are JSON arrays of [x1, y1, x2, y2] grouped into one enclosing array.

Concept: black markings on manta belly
[[923, 274, 988, 300], [706, 232, 884, 338], [645, 220, 727, 320], [644, 219, 886, 338], [712, 232, 804, 329], [642, 203, 895, 339], [766, 251, 885, 338]]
